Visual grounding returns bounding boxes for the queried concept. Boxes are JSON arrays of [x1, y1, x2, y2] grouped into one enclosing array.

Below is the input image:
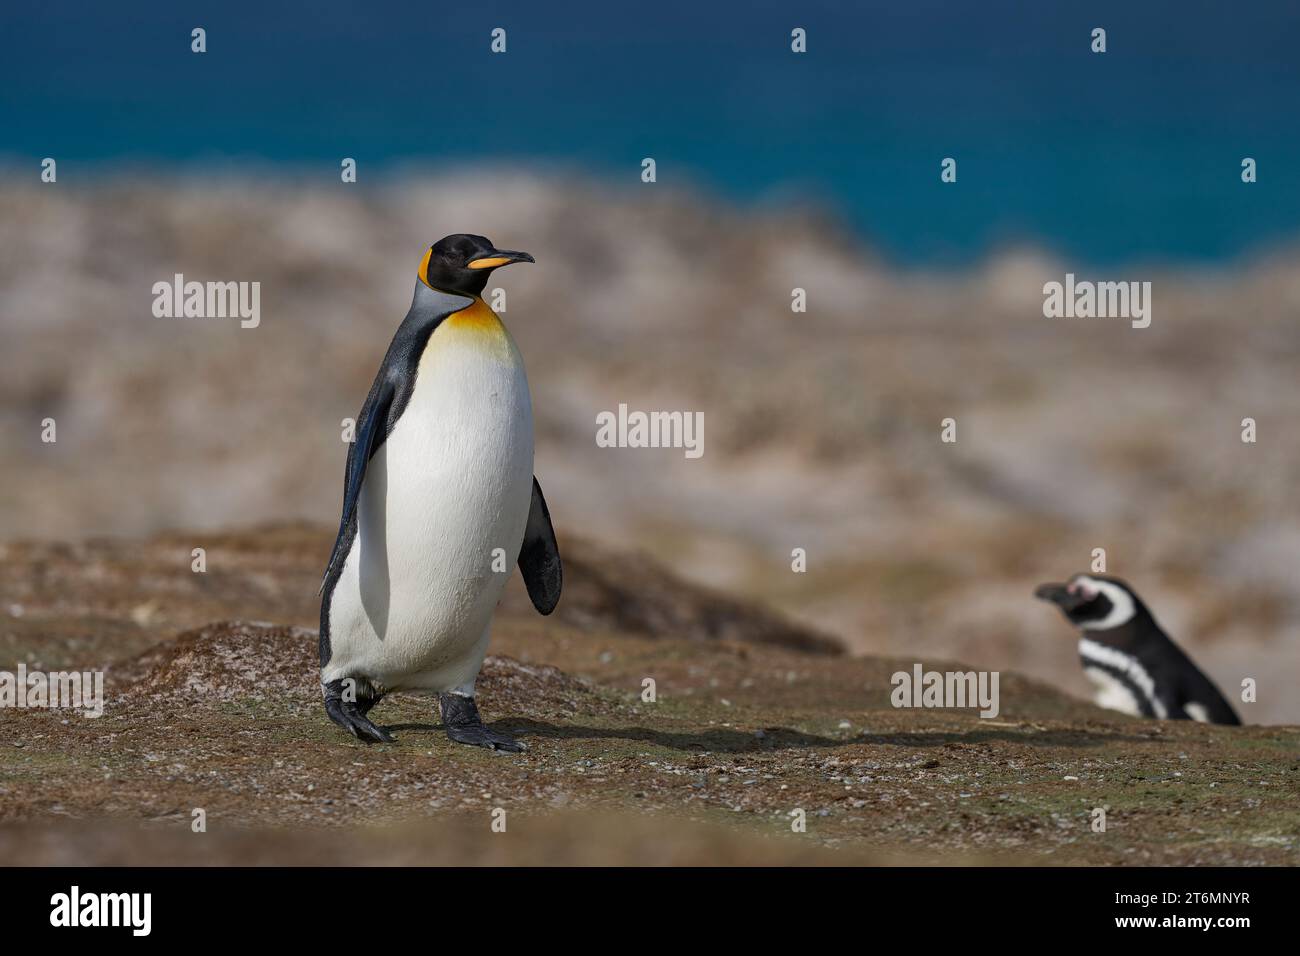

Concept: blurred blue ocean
[[3, 0, 1298, 267]]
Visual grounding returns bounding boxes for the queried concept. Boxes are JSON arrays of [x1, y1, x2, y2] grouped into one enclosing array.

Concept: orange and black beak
[[467, 249, 535, 270]]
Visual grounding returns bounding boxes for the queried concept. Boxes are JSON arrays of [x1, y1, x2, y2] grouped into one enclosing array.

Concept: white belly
[[1079, 638, 1166, 718], [1085, 666, 1142, 716], [324, 308, 534, 693]]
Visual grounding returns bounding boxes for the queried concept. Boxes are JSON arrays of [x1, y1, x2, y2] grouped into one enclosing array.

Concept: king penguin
[[318, 234, 562, 752], [1034, 574, 1239, 725]]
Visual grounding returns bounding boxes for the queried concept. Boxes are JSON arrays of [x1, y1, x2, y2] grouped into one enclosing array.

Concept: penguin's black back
[[1083, 613, 1240, 725], [1162, 640, 1240, 724]]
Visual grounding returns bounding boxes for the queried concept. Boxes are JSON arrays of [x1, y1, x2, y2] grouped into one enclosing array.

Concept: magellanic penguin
[[319, 234, 562, 752], [1034, 574, 1239, 725]]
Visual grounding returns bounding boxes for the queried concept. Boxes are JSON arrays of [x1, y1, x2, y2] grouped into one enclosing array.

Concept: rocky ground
[[1, 526, 1296, 865]]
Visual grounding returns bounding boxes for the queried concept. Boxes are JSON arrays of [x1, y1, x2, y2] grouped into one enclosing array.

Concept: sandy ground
[[1, 526, 1295, 866]]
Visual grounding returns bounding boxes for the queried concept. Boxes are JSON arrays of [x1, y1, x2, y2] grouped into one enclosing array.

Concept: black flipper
[[517, 476, 562, 615], [320, 378, 395, 595]]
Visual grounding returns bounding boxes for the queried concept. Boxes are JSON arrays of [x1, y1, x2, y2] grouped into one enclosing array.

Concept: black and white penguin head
[[418, 234, 534, 297], [1034, 574, 1146, 632]]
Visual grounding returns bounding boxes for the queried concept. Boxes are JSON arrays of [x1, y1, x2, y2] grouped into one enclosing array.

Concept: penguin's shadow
[[380, 720, 1149, 753]]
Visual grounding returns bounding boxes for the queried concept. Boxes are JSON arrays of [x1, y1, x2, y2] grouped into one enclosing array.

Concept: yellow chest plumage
[[446, 296, 502, 333], [424, 296, 518, 368]]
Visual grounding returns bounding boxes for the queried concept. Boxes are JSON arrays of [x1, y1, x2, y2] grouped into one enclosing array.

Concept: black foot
[[323, 679, 394, 743], [439, 693, 524, 753]]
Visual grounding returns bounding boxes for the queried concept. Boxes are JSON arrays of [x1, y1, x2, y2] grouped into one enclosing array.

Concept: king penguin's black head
[[417, 234, 534, 297], [1034, 573, 1147, 631]]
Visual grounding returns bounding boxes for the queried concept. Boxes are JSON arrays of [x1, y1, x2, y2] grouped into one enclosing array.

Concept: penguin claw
[[323, 683, 395, 744], [439, 693, 526, 753], [346, 714, 397, 744]]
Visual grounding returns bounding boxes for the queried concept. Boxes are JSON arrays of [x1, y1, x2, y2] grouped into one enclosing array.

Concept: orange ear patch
[[418, 247, 434, 286]]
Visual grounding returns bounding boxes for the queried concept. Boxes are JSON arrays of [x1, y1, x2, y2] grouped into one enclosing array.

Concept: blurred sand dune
[[2, 171, 1298, 721]]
